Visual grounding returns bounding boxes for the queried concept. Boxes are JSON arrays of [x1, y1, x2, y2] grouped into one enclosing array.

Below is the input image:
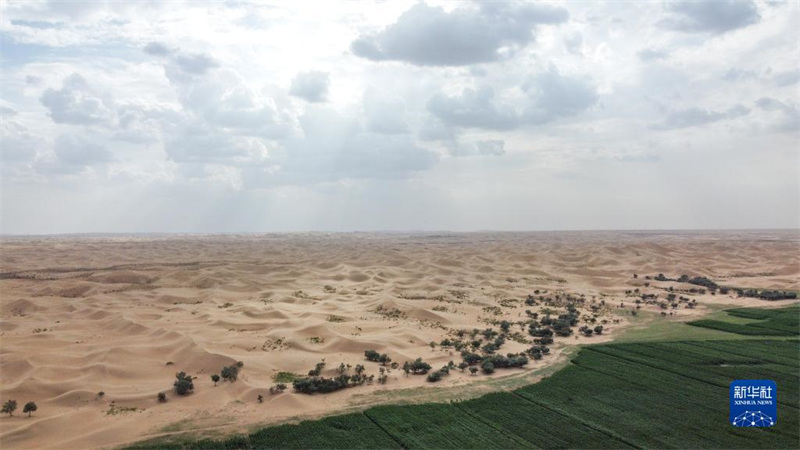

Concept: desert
[[1, 230, 797, 449]]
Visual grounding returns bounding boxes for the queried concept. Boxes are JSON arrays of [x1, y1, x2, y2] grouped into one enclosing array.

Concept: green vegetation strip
[[687, 306, 799, 337], [128, 307, 800, 450]]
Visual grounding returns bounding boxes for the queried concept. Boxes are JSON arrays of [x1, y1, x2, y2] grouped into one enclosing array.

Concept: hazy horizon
[[2, 227, 798, 238], [2, 1, 798, 234]]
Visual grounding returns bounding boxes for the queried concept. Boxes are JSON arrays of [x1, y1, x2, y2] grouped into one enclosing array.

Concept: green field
[[127, 307, 800, 449], [688, 306, 800, 336]]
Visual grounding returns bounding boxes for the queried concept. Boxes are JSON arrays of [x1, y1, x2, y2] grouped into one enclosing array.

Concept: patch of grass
[[273, 372, 301, 383]]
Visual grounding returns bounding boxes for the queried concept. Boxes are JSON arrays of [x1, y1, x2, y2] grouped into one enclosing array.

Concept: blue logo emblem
[[730, 380, 777, 427]]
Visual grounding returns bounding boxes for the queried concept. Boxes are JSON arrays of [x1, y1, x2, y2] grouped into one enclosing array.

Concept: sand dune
[[0, 230, 798, 449]]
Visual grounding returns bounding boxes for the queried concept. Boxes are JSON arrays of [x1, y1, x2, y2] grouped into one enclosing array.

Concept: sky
[[0, 0, 798, 234]]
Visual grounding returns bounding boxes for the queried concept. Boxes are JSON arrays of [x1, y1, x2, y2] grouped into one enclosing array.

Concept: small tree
[[481, 361, 495, 374], [257, 394, 263, 403], [458, 362, 468, 372], [469, 367, 479, 375], [23, 401, 37, 417], [594, 325, 604, 335], [157, 392, 167, 403], [211, 374, 220, 386], [426, 370, 443, 382], [174, 372, 194, 396], [2, 400, 17, 417], [221, 365, 240, 382], [97, 391, 105, 399]]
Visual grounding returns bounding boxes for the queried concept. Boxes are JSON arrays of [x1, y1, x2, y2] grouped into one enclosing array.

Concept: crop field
[[688, 306, 799, 336], [128, 307, 800, 449]]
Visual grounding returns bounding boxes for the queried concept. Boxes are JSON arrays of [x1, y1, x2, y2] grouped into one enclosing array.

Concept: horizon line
[[1, 227, 798, 238]]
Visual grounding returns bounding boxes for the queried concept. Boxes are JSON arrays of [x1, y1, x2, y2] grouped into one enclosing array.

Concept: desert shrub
[[157, 392, 167, 403], [174, 372, 194, 396], [405, 358, 432, 375], [461, 351, 482, 365], [292, 371, 369, 395], [221, 364, 240, 382], [270, 383, 287, 394], [23, 401, 37, 417], [2, 400, 17, 417], [307, 360, 326, 376], [211, 374, 220, 386], [481, 361, 495, 374], [427, 371, 444, 382]]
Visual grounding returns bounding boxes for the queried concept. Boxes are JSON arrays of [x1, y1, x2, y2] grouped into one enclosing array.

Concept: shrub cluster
[[174, 372, 194, 396], [364, 350, 392, 365]]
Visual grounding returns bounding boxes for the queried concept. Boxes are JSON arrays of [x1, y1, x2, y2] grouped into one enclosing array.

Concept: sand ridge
[[0, 230, 798, 449]]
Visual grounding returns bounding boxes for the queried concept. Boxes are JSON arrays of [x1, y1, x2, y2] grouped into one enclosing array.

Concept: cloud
[[449, 139, 506, 157], [428, 66, 597, 130], [522, 66, 598, 122], [563, 33, 583, 55], [659, 1, 761, 34], [773, 69, 799, 87], [32, 133, 114, 174], [267, 108, 438, 184], [143, 41, 172, 56], [363, 89, 409, 134], [164, 120, 266, 164], [25, 75, 42, 86], [40, 73, 114, 125], [289, 71, 330, 103], [755, 97, 798, 133], [172, 53, 220, 76], [351, 2, 568, 66], [152, 49, 294, 140], [722, 68, 757, 81], [427, 85, 519, 130], [1, 118, 43, 163], [638, 48, 670, 62], [655, 104, 751, 129]]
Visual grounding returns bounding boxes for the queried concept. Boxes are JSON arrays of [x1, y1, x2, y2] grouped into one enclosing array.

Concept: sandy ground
[[0, 230, 798, 449]]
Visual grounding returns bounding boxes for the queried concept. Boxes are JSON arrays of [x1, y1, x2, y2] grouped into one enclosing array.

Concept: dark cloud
[[655, 104, 751, 129], [173, 53, 219, 76], [659, 1, 760, 34], [427, 85, 519, 130], [351, 2, 568, 66], [773, 69, 799, 87], [143, 41, 172, 56], [756, 97, 798, 133], [638, 48, 669, 62], [428, 67, 597, 130], [289, 71, 330, 103], [25, 75, 42, 86], [40, 73, 114, 125]]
